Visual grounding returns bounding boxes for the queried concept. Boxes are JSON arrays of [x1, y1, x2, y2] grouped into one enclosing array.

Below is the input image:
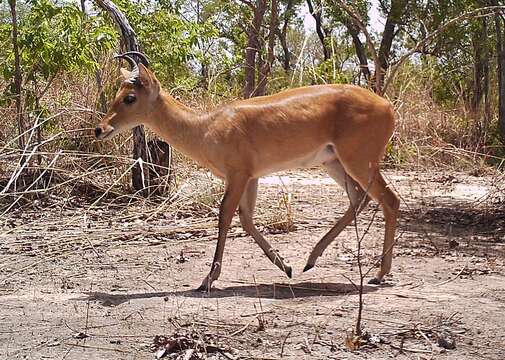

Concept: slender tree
[[377, 0, 409, 79], [306, 0, 330, 60], [276, 0, 295, 72], [241, 0, 268, 98], [495, 10, 505, 144], [95, 0, 151, 194], [8, 0, 24, 150], [257, 0, 278, 96]]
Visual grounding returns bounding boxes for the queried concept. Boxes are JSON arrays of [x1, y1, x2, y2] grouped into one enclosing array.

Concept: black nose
[[95, 127, 102, 138]]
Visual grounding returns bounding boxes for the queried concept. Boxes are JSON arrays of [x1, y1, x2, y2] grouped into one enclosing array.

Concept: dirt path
[[1, 169, 504, 359]]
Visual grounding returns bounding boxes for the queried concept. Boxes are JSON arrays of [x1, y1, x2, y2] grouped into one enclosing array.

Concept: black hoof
[[196, 284, 210, 293], [368, 277, 382, 285], [303, 263, 314, 273], [285, 266, 292, 279]]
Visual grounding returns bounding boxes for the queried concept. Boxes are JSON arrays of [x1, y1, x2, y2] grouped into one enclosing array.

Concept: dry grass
[[1, 61, 504, 222], [259, 186, 296, 234], [386, 65, 504, 171]]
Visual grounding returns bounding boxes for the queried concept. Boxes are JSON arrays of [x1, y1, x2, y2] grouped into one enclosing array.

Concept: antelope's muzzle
[[94, 124, 114, 140]]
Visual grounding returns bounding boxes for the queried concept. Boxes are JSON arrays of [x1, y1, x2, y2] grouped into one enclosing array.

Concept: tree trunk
[[376, 0, 407, 93], [195, 0, 209, 89], [471, 19, 486, 116], [495, 12, 505, 145], [244, 0, 267, 98], [306, 0, 330, 61], [377, 15, 395, 75], [276, 27, 290, 72], [257, 0, 278, 96], [346, 22, 371, 84], [472, 17, 491, 134], [8, 0, 24, 150], [481, 7, 490, 125], [276, 0, 294, 73], [244, 25, 257, 98], [95, 0, 151, 194]]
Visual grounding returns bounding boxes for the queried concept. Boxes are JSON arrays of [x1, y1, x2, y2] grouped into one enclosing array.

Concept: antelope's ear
[[138, 63, 160, 94], [120, 67, 132, 80]]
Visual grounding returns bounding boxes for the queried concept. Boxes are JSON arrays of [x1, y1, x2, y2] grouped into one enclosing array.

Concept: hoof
[[195, 286, 208, 293], [302, 263, 314, 273], [196, 283, 211, 293], [285, 266, 292, 279], [368, 277, 383, 285]]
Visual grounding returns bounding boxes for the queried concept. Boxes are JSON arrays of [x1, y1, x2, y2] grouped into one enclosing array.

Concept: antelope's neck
[[147, 91, 208, 161]]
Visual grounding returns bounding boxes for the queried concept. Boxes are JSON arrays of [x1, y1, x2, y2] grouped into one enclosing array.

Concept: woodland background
[[1, 0, 505, 200], [2, 1, 505, 358]]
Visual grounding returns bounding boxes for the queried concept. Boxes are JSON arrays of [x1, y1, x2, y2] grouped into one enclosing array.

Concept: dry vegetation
[[1, 63, 505, 359]]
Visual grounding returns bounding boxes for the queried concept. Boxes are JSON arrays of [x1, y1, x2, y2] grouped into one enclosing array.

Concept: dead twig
[[389, 343, 432, 354], [63, 342, 130, 353], [229, 315, 257, 337], [279, 330, 291, 357], [433, 263, 468, 286]]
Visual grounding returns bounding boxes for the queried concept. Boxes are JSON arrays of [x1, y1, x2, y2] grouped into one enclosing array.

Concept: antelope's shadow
[[75, 281, 381, 307]]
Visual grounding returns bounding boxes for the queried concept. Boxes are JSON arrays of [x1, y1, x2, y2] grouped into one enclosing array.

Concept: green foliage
[[0, 0, 116, 105], [0, 0, 504, 160], [314, 59, 353, 84], [112, 0, 218, 85]]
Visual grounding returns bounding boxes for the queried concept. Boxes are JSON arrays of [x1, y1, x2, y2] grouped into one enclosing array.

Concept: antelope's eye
[[124, 94, 136, 104]]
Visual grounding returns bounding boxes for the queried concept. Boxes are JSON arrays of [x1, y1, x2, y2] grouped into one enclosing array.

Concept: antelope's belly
[[253, 144, 336, 177]]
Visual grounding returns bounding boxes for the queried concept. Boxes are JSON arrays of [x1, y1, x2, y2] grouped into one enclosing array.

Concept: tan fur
[[96, 64, 400, 291]]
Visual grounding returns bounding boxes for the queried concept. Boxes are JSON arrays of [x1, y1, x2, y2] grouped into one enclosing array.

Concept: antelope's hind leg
[[336, 156, 399, 284], [303, 160, 370, 272], [360, 170, 399, 284], [239, 178, 292, 278]]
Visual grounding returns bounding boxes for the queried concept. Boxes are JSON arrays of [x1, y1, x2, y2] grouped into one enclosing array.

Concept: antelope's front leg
[[197, 174, 250, 292]]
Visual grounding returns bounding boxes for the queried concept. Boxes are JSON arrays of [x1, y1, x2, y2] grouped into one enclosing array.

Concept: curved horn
[[113, 53, 138, 70], [123, 51, 150, 67], [114, 53, 139, 82]]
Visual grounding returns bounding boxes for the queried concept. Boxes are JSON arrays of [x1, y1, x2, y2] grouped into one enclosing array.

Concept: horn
[[114, 53, 140, 83], [123, 51, 150, 67], [113, 53, 138, 70]]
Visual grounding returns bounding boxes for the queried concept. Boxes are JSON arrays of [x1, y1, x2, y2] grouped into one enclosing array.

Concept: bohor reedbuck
[[95, 52, 400, 292]]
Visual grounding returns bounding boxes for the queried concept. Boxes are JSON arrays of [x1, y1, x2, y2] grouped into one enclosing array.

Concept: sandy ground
[[1, 169, 505, 359]]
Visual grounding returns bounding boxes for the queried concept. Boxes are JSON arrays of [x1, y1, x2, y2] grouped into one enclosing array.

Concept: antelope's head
[[95, 52, 160, 140]]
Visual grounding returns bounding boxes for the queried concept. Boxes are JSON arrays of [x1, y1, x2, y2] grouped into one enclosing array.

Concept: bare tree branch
[[384, 5, 505, 93], [334, 0, 382, 94]]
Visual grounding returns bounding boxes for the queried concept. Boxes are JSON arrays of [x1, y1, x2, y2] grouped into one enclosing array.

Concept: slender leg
[[304, 160, 370, 272], [238, 179, 292, 278], [364, 171, 399, 284], [339, 162, 400, 284], [197, 173, 250, 292]]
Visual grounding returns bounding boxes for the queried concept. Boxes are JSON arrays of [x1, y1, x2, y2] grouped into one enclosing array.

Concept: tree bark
[[95, 0, 151, 194], [306, 0, 330, 61], [346, 22, 371, 84], [495, 12, 505, 145], [8, 0, 24, 150], [376, 0, 407, 93], [257, 0, 278, 96], [472, 16, 491, 134], [377, 14, 395, 74], [276, 0, 294, 73], [471, 19, 486, 116], [244, 0, 267, 98]]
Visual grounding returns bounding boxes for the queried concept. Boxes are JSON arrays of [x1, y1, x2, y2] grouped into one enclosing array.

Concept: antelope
[[95, 52, 400, 292]]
